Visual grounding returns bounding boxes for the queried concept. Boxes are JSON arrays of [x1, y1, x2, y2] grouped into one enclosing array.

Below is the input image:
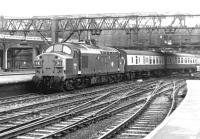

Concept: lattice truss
[[1, 15, 200, 33], [0, 18, 52, 32]]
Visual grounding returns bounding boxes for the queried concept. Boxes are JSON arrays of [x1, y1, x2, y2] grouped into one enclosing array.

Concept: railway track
[[0, 81, 148, 132], [92, 80, 186, 139], [0, 82, 128, 110], [0, 82, 133, 133], [0, 78, 187, 139], [0, 79, 159, 139]]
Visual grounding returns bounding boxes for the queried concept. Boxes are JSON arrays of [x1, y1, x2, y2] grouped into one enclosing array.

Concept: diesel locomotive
[[32, 42, 200, 91]]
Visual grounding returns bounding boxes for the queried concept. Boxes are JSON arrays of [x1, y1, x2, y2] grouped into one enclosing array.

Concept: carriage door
[[119, 55, 125, 73], [73, 50, 81, 75]]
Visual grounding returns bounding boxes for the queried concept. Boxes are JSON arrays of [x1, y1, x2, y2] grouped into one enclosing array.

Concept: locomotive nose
[[41, 54, 56, 76], [35, 54, 64, 77]]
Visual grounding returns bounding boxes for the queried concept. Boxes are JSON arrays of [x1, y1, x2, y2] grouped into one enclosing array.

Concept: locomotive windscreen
[[45, 44, 72, 54]]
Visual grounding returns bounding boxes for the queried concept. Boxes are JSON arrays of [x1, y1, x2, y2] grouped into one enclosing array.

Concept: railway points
[[145, 80, 200, 139]]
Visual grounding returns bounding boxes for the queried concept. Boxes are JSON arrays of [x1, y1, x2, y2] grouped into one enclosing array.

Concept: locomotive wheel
[[74, 78, 84, 89], [63, 80, 74, 91], [116, 74, 123, 82], [113, 75, 118, 83], [108, 75, 114, 83], [84, 78, 91, 88], [38, 82, 47, 93]]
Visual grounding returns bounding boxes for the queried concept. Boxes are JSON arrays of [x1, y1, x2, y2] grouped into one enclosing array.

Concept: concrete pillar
[[0, 49, 2, 70], [3, 44, 8, 71], [51, 18, 58, 44], [32, 47, 37, 61]]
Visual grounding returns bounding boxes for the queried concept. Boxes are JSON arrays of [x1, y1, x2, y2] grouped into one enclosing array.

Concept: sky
[[1, 0, 200, 17]]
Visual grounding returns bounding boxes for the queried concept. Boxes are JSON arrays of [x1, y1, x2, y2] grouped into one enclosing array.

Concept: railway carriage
[[165, 52, 197, 73], [118, 49, 165, 78]]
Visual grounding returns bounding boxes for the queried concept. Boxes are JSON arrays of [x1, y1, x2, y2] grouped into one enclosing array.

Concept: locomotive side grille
[[82, 55, 88, 68], [66, 59, 73, 74]]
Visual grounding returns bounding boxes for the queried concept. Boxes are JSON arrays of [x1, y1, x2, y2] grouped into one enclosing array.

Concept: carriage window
[[136, 56, 138, 64], [138, 56, 140, 64], [181, 57, 183, 63], [178, 57, 180, 64], [132, 57, 134, 63], [190, 58, 193, 63], [150, 57, 152, 64], [185, 58, 187, 63], [153, 57, 155, 64], [143, 56, 145, 64], [156, 57, 159, 64], [145, 57, 149, 63]]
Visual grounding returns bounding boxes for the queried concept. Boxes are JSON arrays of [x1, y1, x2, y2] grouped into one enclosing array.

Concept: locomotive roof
[[120, 49, 163, 56], [63, 42, 119, 53]]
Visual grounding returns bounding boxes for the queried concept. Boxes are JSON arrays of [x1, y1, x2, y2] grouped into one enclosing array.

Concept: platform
[[0, 71, 34, 85], [0, 70, 34, 76], [145, 80, 200, 139]]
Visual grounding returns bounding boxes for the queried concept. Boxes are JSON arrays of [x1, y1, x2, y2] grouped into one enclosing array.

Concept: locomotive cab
[[33, 43, 75, 89]]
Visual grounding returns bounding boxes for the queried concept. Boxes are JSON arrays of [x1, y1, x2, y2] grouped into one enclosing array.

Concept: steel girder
[[0, 18, 52, 32], [1, 14, 200, 33]]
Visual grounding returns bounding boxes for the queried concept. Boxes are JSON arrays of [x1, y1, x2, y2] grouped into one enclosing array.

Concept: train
[[32, 42, 200, 91]]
